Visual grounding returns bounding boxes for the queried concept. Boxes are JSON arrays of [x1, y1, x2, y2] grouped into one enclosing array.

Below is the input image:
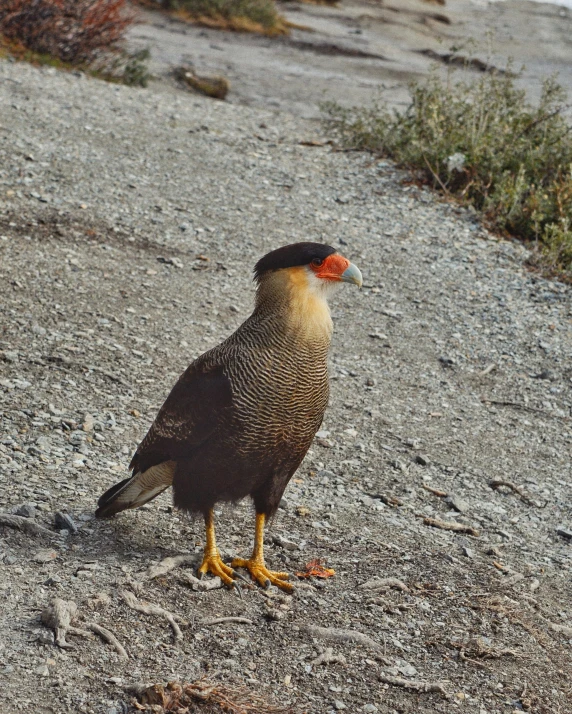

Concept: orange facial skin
[[310, 253, 350, 281]]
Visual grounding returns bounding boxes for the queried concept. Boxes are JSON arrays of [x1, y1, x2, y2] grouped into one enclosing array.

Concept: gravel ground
[[1, 60, 572, 714]]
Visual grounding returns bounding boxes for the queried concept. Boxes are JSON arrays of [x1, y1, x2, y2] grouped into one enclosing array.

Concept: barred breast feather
[[96, 263, 333, 519]]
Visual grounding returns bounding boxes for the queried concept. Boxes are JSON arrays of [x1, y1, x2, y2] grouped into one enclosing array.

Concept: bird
[[95, 242, 362, 591]]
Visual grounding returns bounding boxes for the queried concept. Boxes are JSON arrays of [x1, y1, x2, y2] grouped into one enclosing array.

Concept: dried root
[[359, 577, 409, 593], [86, 623, 128, 660], [132, 678, 294, 713], [121, 590, 186, 644], [41, 598, 128, 658], [179, 571, 224, 592], [422, 484, 448, 498], [451, 637, 522, 668], [420, 516, 479, 537], [304, 624, 389, 663], [41, 598, 78, 649], [200, 617, 253, 626], [489, 480, 537, 506], [378, 672, 448, 697], [548, 622, 572, 637], [146, 554, 197, 580], [311, 647, 346, 666]]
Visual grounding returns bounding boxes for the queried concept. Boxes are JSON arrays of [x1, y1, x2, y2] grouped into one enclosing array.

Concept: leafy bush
[[97, 47, 151, 86], [323, 70, 572, 271], [152, 0, 283, 33], [0, 0, 133, 64]]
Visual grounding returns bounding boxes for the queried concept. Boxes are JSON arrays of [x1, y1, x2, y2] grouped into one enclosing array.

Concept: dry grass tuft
[[139, 0, 288, 35], [282, 0, 339, 5], [323, 68, 572, 275], [0, 0, 134, 64], [132, 678, 295, 713]]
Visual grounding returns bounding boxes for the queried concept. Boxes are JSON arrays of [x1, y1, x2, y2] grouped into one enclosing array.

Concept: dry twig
[[489, 479, 537, 506], [378, 672, 448, 696], [422, 484, 448, 498], [86, 623, 128, 659], [359, 577, 410, 592], [421, 516, 479, 537], [304, 625, 389, 662], [199, 616, 253, 626], [121, 590, 186, 643], [548, 622, 572, 637]]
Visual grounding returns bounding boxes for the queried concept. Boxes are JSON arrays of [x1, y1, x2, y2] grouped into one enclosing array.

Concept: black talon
[[234, 571, 251, 585]]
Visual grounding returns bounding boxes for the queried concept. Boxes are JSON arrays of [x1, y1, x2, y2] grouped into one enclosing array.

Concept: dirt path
[[126, 0, 572, 118], [0, 39, 572, 714]]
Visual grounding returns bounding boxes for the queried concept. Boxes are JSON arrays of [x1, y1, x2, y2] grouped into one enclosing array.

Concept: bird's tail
[[95, 461, 176, 518]]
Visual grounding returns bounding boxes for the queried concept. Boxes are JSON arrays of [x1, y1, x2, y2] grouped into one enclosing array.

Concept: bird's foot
[[232, 556, 292, 592], [197, 550, 236, 588]]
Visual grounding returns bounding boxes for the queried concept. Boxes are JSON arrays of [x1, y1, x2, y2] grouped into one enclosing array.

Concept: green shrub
[[323, 70, 572, 272]]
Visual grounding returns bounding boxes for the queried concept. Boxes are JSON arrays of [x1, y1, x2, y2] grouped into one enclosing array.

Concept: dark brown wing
[[130, 360, 233, 474]]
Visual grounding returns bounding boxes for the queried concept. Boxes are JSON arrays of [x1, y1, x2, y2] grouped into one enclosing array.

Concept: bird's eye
[[311, 258, 323, 268]]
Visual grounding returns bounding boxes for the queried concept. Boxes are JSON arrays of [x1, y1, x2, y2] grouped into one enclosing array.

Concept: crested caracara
[[96, 243, 362, 591]]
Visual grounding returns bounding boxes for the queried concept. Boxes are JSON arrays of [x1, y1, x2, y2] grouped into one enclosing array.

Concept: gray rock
[[14, 503, 36, 518], [54, 512, 78, 533], [446, 494, 469, 514]]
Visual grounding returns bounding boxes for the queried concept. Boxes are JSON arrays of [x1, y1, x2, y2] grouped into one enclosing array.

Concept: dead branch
[[378, 672, 448, 696], [489, 479, 537, 506], [359, 577, 409, 592], [422, 484, 448, 498], [311, 647, 346, 666], [367, 492, 403, 507], [0, 513, 56, 538], [199, 616, 253, 626], [86, 622, 128, 659], [145, 554, 197, 580], [421, 516, 479, 537], [121, 590, 186, 643], [304, 625, 389, 662]]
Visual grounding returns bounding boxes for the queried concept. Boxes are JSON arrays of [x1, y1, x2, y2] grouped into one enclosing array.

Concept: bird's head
[[254, 242, 362, 298], [253, 243, 362, 337]]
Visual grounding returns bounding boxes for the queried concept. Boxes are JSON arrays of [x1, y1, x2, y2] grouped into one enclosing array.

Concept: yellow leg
[[232, 513, 292, 591], [197, 509, 235, 587]]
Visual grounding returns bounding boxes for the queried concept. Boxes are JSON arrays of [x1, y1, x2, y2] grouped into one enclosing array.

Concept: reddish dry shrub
[[0, 0, 134, 64]]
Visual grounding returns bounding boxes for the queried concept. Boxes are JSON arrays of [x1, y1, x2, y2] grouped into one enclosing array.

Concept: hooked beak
[[340, 262, 363, 288]]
